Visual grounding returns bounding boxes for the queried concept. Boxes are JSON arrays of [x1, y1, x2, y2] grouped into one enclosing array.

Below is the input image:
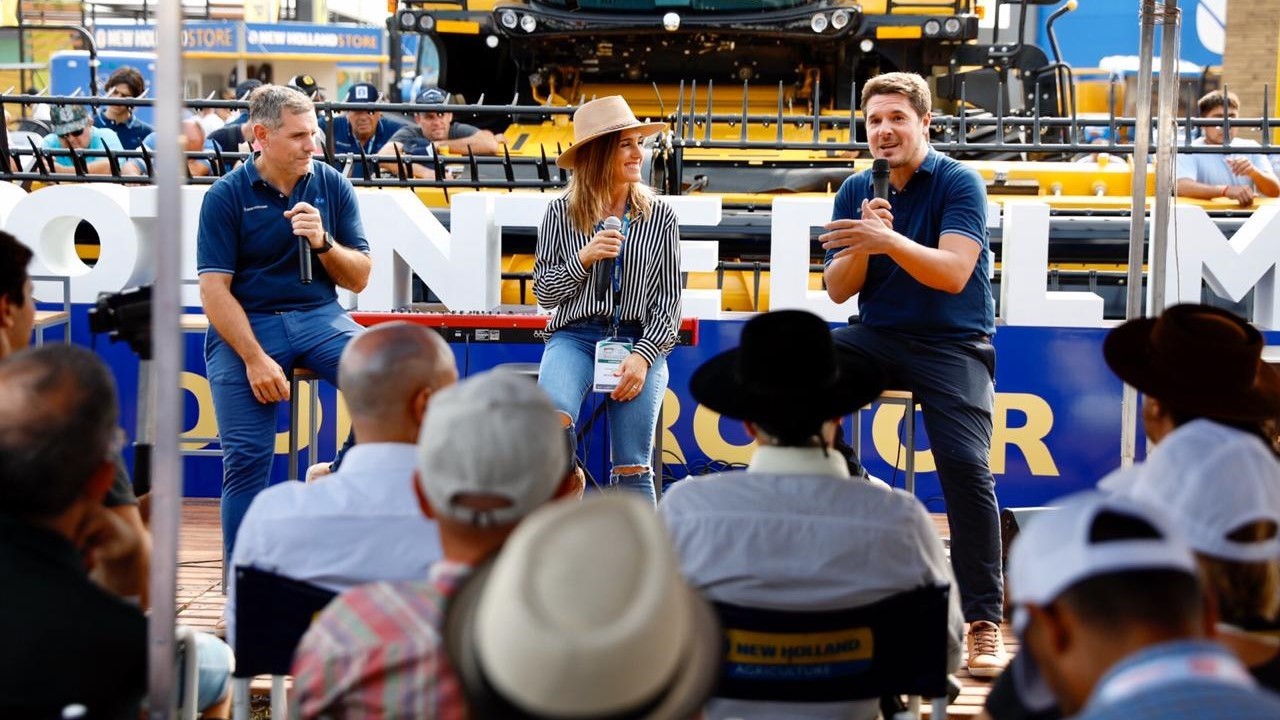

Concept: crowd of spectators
[[6, 68, 1280, 720]]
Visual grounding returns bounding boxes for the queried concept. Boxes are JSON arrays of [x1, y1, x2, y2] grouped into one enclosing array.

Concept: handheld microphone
[[871, 158, 891, 202], [593, 215, 621, 303], [299, 236, 313, 284]]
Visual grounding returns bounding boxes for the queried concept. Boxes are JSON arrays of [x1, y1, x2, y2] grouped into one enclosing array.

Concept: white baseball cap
[[444, 495, 721, 719], [416, 369, 571, 528], [1007, 491, 1198, 712], [1119, 419, 1280, 562], [1008, 490, 1197, 611]]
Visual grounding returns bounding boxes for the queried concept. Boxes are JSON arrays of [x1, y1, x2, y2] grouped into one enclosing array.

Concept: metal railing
[[3, 77, 1277, 193]]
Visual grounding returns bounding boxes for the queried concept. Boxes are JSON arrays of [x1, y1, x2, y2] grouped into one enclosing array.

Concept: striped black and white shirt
[[533, 194, 682, 365]]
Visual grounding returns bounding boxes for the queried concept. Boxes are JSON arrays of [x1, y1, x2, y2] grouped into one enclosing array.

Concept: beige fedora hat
[[444, 495, 721, 720], [555, 95, 667, 170]]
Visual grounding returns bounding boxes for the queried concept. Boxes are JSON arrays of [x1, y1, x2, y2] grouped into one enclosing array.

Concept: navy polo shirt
[[197, 157, 369, 314], [825, 148, 994, 338], [328, 115, 400, 178], [94, 111, 153, 150]]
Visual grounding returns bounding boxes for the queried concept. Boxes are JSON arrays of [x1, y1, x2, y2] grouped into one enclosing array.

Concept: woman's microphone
[[593, 215, 621, 302]]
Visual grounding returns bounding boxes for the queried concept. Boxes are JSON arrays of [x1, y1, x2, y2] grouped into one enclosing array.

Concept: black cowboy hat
[[690, 310, 884, 426], [1104, 303, 1280, 422]]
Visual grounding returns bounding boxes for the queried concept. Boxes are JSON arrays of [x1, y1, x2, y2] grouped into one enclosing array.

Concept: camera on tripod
[[87, 284, 152, 358]]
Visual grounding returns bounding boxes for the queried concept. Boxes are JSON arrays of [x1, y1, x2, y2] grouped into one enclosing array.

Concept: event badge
[[593, 338, 633, 393]]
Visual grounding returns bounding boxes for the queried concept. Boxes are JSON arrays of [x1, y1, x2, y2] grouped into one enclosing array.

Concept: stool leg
[[288, 374, 300, 481], [905, 401, 916, 497], [306, 380, 319, 472], [652, 404, 663, 502]]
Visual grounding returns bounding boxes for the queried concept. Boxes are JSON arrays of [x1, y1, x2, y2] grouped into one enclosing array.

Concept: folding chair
[[231, 566, 337, 720], [712, 584, 953, 720]]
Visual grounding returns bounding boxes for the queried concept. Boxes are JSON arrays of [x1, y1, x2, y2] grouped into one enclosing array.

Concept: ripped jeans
[[537, 318, 668, 504]]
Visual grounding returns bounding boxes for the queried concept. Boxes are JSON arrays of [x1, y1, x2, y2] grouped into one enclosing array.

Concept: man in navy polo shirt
[[821, 72, 1005, 678], [95, 66, 153, 150], [329, 82, 401, 180], [197, 84, 371, 558]]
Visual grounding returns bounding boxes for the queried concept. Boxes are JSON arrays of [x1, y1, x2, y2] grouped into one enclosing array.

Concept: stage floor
[[176, 499, 1010, 717]]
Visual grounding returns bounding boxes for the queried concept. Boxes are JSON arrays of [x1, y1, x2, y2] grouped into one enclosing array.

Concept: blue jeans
[[538, 319, 668, 504], [177, 630, 233, 711], [206, 301, 362, 558], [832, 323, 1003, 623]]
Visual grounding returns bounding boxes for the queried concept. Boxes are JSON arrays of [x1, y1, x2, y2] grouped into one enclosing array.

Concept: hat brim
[[445, 558, 722, 720], [690, 347, 885, 426], [555, 121, 668, 170], [50, 116, 92, 137], [1104, 317, 1280, 421]]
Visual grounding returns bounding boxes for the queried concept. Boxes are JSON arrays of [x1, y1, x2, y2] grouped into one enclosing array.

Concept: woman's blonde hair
[[565, 129, 654, 236], [1196, 521, 1280, 624]]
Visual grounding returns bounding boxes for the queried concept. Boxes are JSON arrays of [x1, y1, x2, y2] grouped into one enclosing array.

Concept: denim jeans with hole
[[537, 318, 667, 504]]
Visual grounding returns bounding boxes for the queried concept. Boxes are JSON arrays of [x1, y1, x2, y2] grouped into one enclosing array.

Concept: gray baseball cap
[[416, 370, 571, 528]]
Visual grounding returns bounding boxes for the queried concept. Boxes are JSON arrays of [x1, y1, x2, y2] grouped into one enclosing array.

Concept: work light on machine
[[831, 9, 851, 30], [520, 14, 537, 32], [922, 19, 942, 37], [499, 9, 518, 29], [810, 13, 829, 33], [943, 17, 963, 37]]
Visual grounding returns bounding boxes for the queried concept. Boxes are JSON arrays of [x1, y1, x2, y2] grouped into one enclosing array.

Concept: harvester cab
[[392, 1, 1068, 197]]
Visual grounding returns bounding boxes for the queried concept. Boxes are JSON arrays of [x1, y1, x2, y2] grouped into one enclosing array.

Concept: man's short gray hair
[[248, 84, 315, 131]]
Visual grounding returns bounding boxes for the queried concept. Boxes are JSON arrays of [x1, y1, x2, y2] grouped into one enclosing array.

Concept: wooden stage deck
[[176, 499, 1011, 717]]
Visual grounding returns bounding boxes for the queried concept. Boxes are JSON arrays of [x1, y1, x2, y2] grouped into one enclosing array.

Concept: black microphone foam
[[871, 158, 890, 202], [299, 236, 313, 285], [593, 215, 621, 303]]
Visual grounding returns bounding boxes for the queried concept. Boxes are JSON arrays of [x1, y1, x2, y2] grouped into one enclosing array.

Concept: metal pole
[[1120, 0, 1159, 468], [147, 0, 185, 712], [1150, 1, 1181, 316]]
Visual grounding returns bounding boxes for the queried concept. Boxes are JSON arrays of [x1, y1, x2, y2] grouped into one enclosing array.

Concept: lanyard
[[1092, 646, 1254, 707], [595, 199, 631, 334]]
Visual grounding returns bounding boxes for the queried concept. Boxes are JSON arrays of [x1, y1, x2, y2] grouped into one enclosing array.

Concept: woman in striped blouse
[[533, 96, 682, 504]]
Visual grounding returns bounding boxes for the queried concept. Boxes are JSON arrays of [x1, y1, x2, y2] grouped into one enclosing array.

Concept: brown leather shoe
[[967, 620, 1008, 678]]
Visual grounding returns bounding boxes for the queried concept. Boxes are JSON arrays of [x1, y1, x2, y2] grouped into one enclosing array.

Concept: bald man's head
[[339, 323, 457, 440]]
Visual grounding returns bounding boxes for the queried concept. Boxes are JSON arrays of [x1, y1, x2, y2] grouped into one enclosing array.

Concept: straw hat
[[555, 95, 666, 170]]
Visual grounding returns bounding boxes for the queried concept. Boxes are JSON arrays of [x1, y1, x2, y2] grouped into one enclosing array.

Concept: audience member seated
[[446, 495, 721, 719], [1175, 90, 1280, 208], [95, 65, 154, 150], [1004, 491, 1280, 720], [229, 322, 457, 645], [659, 310, 962, 720], [1097, 303, 1280, 491], [329, 82, 403, 179], [379, 87, 504, 177], [0, 345, 232, 719], [41, 103, 124, 174], [291, 370, 582, 718], [1122, 422, 1280, 689]]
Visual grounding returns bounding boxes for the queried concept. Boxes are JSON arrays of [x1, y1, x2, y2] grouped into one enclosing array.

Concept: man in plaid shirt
[[291, 370, 582, 718]]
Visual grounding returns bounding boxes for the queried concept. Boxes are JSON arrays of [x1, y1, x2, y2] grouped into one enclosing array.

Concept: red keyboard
[[351, 311, 700, 346]]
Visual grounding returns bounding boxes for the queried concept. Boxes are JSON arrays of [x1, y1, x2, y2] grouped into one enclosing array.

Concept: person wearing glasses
[[40, 103, 124, 174], [94, 65, 153, 150], [379, 87, 503, 176]]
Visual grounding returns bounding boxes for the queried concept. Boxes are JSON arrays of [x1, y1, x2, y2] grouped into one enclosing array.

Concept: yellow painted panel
[[876, 26, 924, 40], [436, 20, 481, 35]]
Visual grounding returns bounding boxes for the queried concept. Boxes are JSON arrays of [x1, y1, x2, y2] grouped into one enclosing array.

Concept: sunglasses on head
[[418, 89, 449, 105]]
